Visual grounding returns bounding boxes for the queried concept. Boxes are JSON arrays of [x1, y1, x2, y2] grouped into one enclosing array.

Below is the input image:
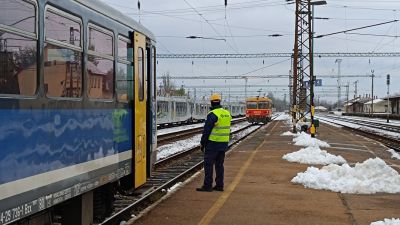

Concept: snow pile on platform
[[371, 218, 400, 225], [388, 149, 400, 160], [281, 131, 298, 136], [283, 146, 346, 165], [293, 132, 330, 148], [292, 158, 400, 194]]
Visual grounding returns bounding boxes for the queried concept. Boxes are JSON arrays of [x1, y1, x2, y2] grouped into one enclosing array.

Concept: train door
[[146, 43, 157, 177], [134, 32, 147, 188]]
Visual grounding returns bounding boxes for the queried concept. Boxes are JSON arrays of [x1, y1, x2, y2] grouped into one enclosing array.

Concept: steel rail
[[322, 115, 400, 133], [157, 117, 247, 145], [318, 116, 400, 152]]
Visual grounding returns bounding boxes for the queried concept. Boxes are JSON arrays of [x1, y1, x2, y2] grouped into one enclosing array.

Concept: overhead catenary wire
[[182, 0, 255, 70], [315, 20, 399, 39]]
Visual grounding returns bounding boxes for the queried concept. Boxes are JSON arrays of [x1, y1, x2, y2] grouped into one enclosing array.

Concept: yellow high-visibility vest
[[208, 108, 232, 142]]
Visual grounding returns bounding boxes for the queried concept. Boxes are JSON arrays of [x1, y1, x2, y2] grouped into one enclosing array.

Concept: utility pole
[[289, 55, 293, 115], [244, 77, 248, 100], [387, 74, 390, 123], [309, 0, 316, 137], [335, 59, 342, 111], [371, 69, 374, 116], [346, 82, 349, 113], [283, 93, 287, 110], [353, 80, 358, 98], [291, 0, 313, 133]]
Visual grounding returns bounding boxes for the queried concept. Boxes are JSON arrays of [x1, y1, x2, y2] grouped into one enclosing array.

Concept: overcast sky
[[101, 0, 400, 103]]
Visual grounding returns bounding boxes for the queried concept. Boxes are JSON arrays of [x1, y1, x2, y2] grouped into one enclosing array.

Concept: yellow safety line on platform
[[197, 121, 279, 225]]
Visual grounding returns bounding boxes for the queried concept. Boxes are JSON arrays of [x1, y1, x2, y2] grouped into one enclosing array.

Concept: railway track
[[157, 117, 247, 145], [323, 115, 400, 133], [319, 115, 400, 152], [100, 115, 279, 225]]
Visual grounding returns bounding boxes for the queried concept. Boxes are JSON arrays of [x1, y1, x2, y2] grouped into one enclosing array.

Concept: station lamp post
[[310, 0, 327, 138]]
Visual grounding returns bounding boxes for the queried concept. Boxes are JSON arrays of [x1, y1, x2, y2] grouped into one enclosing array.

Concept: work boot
[[213, 186, 224, 192], [196, 186, 212, 192]]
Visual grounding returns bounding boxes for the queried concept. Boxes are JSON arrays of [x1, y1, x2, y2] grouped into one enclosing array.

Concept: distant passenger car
[[156, 96, 245, 127]]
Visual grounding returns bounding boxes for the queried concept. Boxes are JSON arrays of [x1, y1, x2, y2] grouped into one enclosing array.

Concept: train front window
[[88, 25, 114, 99], [44, 8, 82, 98], [258, 102, 269, 109], [246, 102, 257, 109]]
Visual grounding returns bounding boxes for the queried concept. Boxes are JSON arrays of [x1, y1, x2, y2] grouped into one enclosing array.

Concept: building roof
[[364, 99, 385, 105], [246, 97, 272, 102], [315, 106, 327, 110], [344, 96, 372, 104], [382, 93, 400, 100]]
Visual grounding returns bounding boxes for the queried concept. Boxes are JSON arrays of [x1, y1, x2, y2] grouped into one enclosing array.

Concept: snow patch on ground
[[319, 118, 343, 128], [371, 218, 400, 225], [387, 149, 400, 160], [293, 132, 330, 148], [318, 116, 400, 140], [292, 158, 400, 194], [281, 131, 298, 136], [275, 113, 291, 121], [157, 134, 201, 161], [283, 146, 346, 165]]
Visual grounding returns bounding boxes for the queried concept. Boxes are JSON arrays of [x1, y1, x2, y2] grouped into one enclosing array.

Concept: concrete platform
[[130, 120, 400, 225]]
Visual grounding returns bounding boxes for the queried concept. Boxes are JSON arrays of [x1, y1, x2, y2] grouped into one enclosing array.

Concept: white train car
[[156, 96, 245, 127]]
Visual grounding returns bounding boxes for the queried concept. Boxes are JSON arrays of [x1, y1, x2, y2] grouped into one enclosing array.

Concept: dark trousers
[[203, 150, 225, 188]]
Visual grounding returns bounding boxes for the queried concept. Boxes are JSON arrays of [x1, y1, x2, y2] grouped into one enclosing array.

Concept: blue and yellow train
[[0, 0, 156, 224]]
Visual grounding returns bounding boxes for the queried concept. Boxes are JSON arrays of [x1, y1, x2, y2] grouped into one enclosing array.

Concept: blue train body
[[0, 108, 132, 185]]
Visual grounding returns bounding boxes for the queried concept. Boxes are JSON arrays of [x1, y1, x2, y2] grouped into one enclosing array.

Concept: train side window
[[116, 36, 133, 102], [88, 24, 114, 100], [0, 0, 36, 33], [138, 47, 144, 101], [0, 0, 37, 96], [44, 7, 82, 98]]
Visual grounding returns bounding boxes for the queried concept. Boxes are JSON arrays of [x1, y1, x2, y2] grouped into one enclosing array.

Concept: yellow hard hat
[[210, 93, 221, 101]]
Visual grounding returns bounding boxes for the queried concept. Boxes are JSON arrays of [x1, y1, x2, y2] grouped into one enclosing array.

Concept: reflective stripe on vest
[[208, 108, 232, 142]]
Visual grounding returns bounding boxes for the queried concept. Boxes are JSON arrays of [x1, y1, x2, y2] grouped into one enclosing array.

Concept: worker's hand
[[200, 145, 205, 153]]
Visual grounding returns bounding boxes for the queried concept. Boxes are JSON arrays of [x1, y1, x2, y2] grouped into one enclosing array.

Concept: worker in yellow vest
[[197, 93, 232, 192]]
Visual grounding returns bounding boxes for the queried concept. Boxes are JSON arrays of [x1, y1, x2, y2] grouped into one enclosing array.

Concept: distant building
[[344, 96, 371, 113], [383, 94, 400, 115], [363, 99, 388, 114]]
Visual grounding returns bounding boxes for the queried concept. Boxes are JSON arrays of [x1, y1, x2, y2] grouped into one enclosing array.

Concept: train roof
[[74, 0, 156, 41], [246, 97, 272, 102]]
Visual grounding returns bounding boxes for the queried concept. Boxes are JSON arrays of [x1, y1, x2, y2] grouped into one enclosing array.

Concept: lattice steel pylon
[[291, 0, 314, 133]]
